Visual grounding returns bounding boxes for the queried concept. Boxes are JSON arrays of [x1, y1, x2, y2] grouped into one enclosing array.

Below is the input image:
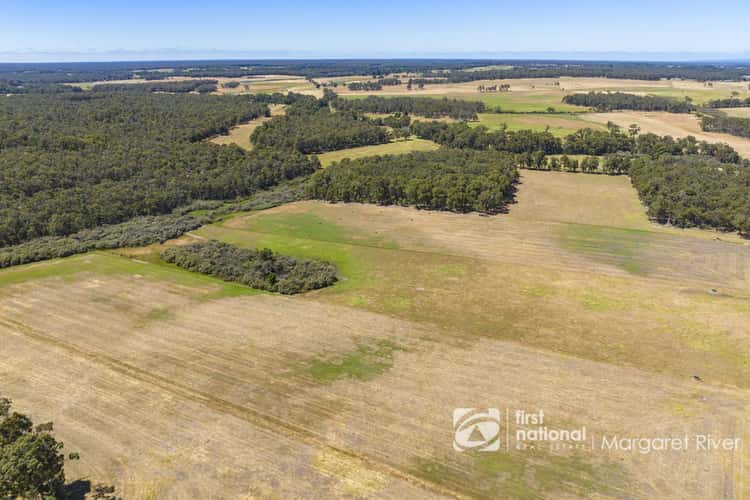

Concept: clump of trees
[[562, 92, 695, 113], [0, 398, 69, 499], [161, 241, 338, 294], [700, 112, 750, 138], [376, 77, 402, 86], [411, 121, 563, 153], [629, 155, 750, 234], [0, 397, 119, 499], [92, 79, 219, 93], [306, 149, 518, 213], [250, 98, 388, 154], [330, 94, 486, 120], [347, 81, 383, 91]]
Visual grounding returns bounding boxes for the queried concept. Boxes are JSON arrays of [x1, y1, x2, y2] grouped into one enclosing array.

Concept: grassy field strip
[[316, 138, 440, 166], [209, 103, 286, 150], [472, 113, 606, 136]]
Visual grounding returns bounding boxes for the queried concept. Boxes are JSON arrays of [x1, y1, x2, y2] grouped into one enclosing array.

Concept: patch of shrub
[[161, 241, 338, 294]]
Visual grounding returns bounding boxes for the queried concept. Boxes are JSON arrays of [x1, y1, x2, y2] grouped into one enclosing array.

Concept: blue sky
[[2, 0, 749, 61]]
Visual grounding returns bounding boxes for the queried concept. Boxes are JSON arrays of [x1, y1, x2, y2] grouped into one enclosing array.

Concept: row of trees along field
[[91, 79, 218, 94], [411, 121, 743, 163], [307, 149, 519, 213], [250, 96, 388, 153], [562, 92, 695, 112], [706, 97, 750, 108], [329, 93, 486, 120], [629, 155, 750, 234], [346, 77, 402, 91], [161, 241, 338, 294], [700, 112, 750, 138], [0, 92, 318, 247]]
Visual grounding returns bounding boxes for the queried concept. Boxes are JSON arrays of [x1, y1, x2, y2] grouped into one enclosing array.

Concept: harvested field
[[1, 256, 748, 498], [582, 111, 750, 159], [722, 107, 750, 118], [2, 170, 749, 498]]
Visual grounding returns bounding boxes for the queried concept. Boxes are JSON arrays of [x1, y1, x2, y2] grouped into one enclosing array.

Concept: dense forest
[[161, 240, 338, 294], [331, 93, 486, 120], [0, 93, 318, 247], [91, 79, 218, 93], [307, 149, 518, 213], [250, 97, 388, 153], [562, 92, 695, 113], [700, 112, 750, 138], [629, 156, 750, 234]]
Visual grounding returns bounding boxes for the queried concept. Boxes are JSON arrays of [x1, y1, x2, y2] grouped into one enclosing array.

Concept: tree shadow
[[64, 479, 91, 500]]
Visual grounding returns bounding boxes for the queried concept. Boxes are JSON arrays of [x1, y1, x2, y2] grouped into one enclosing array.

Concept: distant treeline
[[700, 112, 750, 138], [3, 60, 749, 84], [706, 97, 750, 108], [630, 155, 750, 234], [0, 80, 79, 94], [307, 149, 518, 213], [161, 240, 338, 294], [251, 96, 388, 154], [562, 92, 695, 113], [91, 79, 218, 94], [411, 121, 742, 163], [331, 93, 485, 120], [422, 63, 750, 83], [0, 93, 318, 247]]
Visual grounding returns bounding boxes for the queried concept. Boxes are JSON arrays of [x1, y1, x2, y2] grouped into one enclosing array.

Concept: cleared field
[[316, 138, 440, 166], [582, 111, 750, 159], [209, 104, 286, 149], [722, 107, 750, 118], [2, 171, 749, 498], [472, 113, 606, 136]]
